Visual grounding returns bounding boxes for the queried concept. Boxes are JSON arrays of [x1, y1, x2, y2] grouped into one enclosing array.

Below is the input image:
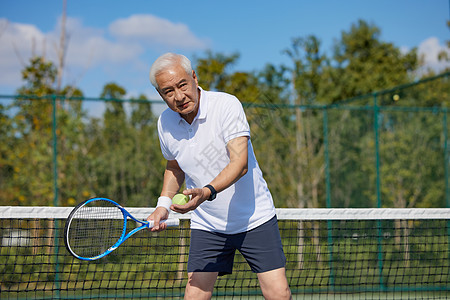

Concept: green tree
[[55, 86, 89, 206], [17, 57, 57, 96], [128, 94, 164, 206], [248, 64, 294, 207], [327, 19, 417, 102], [320, 20, 419, 208], [0, 102, 14, 203], [10, 57, 57, 205], [284, 36, 328, 209], [195, 51, 240, 91], [3, 56, 87, 206], [97, 83, 130, 203]]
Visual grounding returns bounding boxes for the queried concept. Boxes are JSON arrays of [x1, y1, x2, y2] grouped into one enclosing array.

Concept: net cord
[[1, 206, 449, 220]]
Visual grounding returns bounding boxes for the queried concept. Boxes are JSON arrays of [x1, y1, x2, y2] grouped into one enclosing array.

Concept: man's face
[[156, 64, 200, 123]]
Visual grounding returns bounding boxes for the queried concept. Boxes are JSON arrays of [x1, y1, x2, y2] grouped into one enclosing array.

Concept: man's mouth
[[178, 102, 189, 109]]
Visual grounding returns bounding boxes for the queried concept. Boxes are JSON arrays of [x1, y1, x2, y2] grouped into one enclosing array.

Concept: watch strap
[[204, 184, 217, 201]]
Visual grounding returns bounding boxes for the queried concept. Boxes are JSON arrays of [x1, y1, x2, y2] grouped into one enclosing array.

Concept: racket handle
[[147, 218, 180, 228]]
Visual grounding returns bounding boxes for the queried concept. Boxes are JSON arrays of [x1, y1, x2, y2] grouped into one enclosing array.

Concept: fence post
[[443, 109, 450, 265], [52, 94, 59, 207], [323, 108, 331, 209], [373, 93, 386, 291], [51, 94, 61, 298], [323, 108, 335, 290], [444, 110, 449, 209], [373, 94, 381, 209]]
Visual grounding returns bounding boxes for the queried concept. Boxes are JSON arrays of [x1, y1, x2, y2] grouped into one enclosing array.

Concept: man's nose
[[174, 89, 184, 101]]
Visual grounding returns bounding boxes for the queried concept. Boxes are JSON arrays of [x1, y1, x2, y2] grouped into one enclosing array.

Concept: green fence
[[0, 72, 449, 209]]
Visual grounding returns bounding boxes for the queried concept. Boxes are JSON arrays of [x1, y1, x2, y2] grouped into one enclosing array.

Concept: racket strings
[[67, 201, 125, 258]]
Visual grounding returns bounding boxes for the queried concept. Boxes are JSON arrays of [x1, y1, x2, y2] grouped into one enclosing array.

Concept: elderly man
[[147, 53, 291, 300]]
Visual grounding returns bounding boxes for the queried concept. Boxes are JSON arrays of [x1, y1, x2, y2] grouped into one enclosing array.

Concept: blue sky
[[0, 0, 449, 99]]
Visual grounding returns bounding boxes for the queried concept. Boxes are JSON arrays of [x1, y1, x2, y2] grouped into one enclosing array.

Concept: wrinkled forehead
[[156, 65, 194, 89]]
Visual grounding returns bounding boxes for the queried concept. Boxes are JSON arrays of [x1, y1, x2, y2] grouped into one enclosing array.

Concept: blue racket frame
[[65, 197, 179, 261]]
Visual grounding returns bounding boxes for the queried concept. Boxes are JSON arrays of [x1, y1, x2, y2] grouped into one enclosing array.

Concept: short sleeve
[[221, 96, 250, 143], [157, 116, 176, 161]]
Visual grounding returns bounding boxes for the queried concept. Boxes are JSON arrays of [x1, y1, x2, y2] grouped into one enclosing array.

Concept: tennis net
[[0, 207, 449, 299]]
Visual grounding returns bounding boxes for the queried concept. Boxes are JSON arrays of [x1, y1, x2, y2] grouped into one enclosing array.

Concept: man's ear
[[192, 70, 198, 84]]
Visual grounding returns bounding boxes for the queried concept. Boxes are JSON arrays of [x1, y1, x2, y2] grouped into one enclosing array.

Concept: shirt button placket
[[188, 128, 194, 146]]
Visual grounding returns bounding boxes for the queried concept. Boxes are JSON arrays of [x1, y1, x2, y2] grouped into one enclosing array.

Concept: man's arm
[[161, 159, 186, 198], [209, 136, 249, 193], [171, 136, 249, 214], [147, 159, 185, 231]]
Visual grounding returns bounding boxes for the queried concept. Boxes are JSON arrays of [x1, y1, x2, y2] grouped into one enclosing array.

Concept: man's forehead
[[159, 64, 189, 76], [157, 66, 190, 84]]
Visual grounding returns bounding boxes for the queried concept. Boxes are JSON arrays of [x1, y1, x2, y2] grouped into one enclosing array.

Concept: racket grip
[[147, 218, 180, 228]]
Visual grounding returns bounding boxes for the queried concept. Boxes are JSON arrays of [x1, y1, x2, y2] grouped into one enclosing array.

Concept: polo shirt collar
[[197, 87, 207, 120]]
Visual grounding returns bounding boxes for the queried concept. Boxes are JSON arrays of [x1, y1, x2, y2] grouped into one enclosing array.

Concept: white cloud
[[49, 17, 144, 69], [109, 14, 209, 49], [0, 15, 209, 93], [0, 18, 47, 87], [417, 37, 450, 72], [0, 17, 142, 90]]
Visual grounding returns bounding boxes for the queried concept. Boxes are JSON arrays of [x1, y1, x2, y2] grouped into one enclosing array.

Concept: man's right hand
[[147, 207, 169, 232]]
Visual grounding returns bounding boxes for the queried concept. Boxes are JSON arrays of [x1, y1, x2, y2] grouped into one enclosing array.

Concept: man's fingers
[[147, 208, 169, 232], [152, 216, 161, 231]]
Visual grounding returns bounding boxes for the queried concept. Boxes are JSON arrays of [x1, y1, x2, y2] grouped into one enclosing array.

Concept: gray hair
[[149, 53, 193, 88]]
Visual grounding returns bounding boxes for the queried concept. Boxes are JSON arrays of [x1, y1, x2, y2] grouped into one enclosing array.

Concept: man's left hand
[[170, 188, 210, 213]]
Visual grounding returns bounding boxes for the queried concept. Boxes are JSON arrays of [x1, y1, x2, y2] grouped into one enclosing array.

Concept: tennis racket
[[64, 197, 179, 261]]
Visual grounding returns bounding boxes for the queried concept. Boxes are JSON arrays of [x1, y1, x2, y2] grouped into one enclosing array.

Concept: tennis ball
[[172, 193, 189, 205], [393, 94, 400, 101]]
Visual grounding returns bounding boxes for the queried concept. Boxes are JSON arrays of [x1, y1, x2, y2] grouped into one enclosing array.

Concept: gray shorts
[[187, 216, 286, 276]]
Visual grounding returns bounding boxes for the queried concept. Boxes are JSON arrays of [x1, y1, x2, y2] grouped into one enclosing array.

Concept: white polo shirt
[[157, 88, 276, 234]]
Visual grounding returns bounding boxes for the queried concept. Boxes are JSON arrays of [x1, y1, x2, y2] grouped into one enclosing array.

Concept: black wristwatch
[[204, 184, 217, 201]]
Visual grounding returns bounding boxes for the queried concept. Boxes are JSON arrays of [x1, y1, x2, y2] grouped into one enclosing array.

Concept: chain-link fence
[[1, 72, 449, 209]]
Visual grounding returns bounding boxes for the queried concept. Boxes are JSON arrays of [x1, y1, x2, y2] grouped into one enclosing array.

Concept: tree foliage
[[1, 20, 449, 209]]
